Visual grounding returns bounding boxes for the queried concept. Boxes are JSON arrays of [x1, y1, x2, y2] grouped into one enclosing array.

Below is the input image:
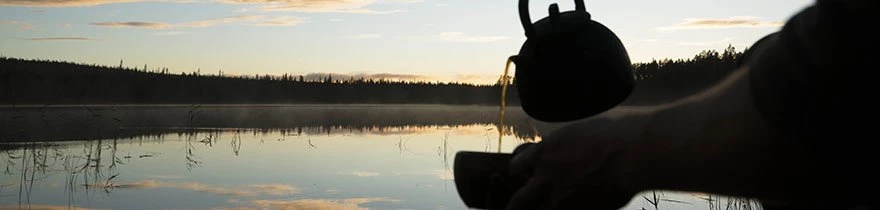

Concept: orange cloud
[[657, 16, 784, 31], [90, 21, 171, 29], [0, 0, 418, 14], [28, 37, 93, 41], [90, 15, 304, 30], [1, 20, 33, 30], [0, 0, 133, 7], [226, 0, 409, 14], [0, 205, 96, 210], [452, 74, 501, 84]]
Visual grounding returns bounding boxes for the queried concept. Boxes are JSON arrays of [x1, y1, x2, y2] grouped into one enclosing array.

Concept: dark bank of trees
[[0, 58, 516, 105], [627, 45, 743, 104], [0, 45, 745, 105]]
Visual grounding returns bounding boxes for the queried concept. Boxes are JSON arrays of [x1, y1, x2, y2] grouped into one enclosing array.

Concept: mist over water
[[0, 105, 758, 210]]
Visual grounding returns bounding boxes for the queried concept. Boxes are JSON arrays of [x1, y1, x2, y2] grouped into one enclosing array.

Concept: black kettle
[[512, 0, 635, 122]]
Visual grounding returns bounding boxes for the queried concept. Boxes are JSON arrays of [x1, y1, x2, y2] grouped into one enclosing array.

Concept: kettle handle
[[518, 0, 587, 38]]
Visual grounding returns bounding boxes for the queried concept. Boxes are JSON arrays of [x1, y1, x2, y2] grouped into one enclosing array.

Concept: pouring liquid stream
[[498, 56, 516, 153]]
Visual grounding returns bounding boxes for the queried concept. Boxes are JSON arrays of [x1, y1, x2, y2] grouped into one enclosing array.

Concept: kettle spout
[[508, 55, 519, 65]]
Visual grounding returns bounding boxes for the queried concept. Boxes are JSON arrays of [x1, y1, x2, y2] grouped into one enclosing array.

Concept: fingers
[[554, 184, 635, 210], [505, 177, 551, 210], [506, 178, 634, 210], [509, 142, 540, 181]]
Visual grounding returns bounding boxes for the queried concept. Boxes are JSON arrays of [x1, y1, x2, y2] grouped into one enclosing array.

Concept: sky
[[0, 0, 814, 84]]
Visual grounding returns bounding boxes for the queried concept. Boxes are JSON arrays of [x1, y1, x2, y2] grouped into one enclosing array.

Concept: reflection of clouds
[[0, 205, 96, 210], [437, 170, 453, 181], [392, 170, 453, 181], [252, 197, 400, 210], [450, 125, 498, 136], [85, 180, 298, 197], [346, 171, 380, 177], [147, 175, 184, 180], [249, 184, 300, 195], [181, 182, 253, 196], [85, 180, 161, 189]]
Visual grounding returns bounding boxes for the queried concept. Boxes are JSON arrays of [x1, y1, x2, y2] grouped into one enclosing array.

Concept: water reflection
[[1, 105, 761, 210], [1, 124, 531, 210], [0, 105, 541, 142]]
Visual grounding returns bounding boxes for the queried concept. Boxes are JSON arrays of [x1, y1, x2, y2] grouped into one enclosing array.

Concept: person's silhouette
[[506, 1, 878, 209]]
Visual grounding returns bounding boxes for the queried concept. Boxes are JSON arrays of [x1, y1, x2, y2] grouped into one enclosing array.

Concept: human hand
[[506, 114, 647, 210]]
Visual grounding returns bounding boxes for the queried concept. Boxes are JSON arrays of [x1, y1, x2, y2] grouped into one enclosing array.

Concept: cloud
[[252, 197, 400, 210], [179, 14, 263, 27], [0, 0, 206, 7], [452, 74, 500, 84], [0, 205, 96, 210], [90, 21, 171, 29], [300, 72, 430, 82], [91, 15, 304, 30], [254, 16, 304, 26], [220, 0, 408, 14], [28, 37, 93, 41], [0, 0, 134, 7], [85, 180, 299, 197], [1, 20, 33, 30], [154, 31, 189, 35], [329, 18, 344, 22], [656, 16, 784, 31], [378, 0, 422, 3], [676, 37, 734, 46], [437, 32, 508, 43], [350, 33, 381, 39], [0, 0, 418, 13]]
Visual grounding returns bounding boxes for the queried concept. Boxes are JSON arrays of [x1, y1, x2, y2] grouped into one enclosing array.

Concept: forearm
[[613, 68, 853, 203]]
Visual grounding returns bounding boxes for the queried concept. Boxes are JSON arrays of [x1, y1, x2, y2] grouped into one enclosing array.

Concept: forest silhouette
[[0, 45, 744, 105]]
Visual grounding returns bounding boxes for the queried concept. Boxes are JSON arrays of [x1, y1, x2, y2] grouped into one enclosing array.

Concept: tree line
[[0, 45, 745, 105]]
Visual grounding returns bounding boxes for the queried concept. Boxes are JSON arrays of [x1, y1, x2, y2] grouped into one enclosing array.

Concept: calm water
[[0, 105, 759, 210]]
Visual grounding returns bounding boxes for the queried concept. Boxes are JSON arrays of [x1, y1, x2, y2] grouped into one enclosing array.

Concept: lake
[[0, 105, 760, 210]]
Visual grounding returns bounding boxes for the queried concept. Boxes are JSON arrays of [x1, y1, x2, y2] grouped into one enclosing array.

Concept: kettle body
[[513, 0, 635, 122]]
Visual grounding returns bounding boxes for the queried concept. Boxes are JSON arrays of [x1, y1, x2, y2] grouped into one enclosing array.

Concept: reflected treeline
[[1, 46, 744, 105], [0, 105, 542, 143]]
